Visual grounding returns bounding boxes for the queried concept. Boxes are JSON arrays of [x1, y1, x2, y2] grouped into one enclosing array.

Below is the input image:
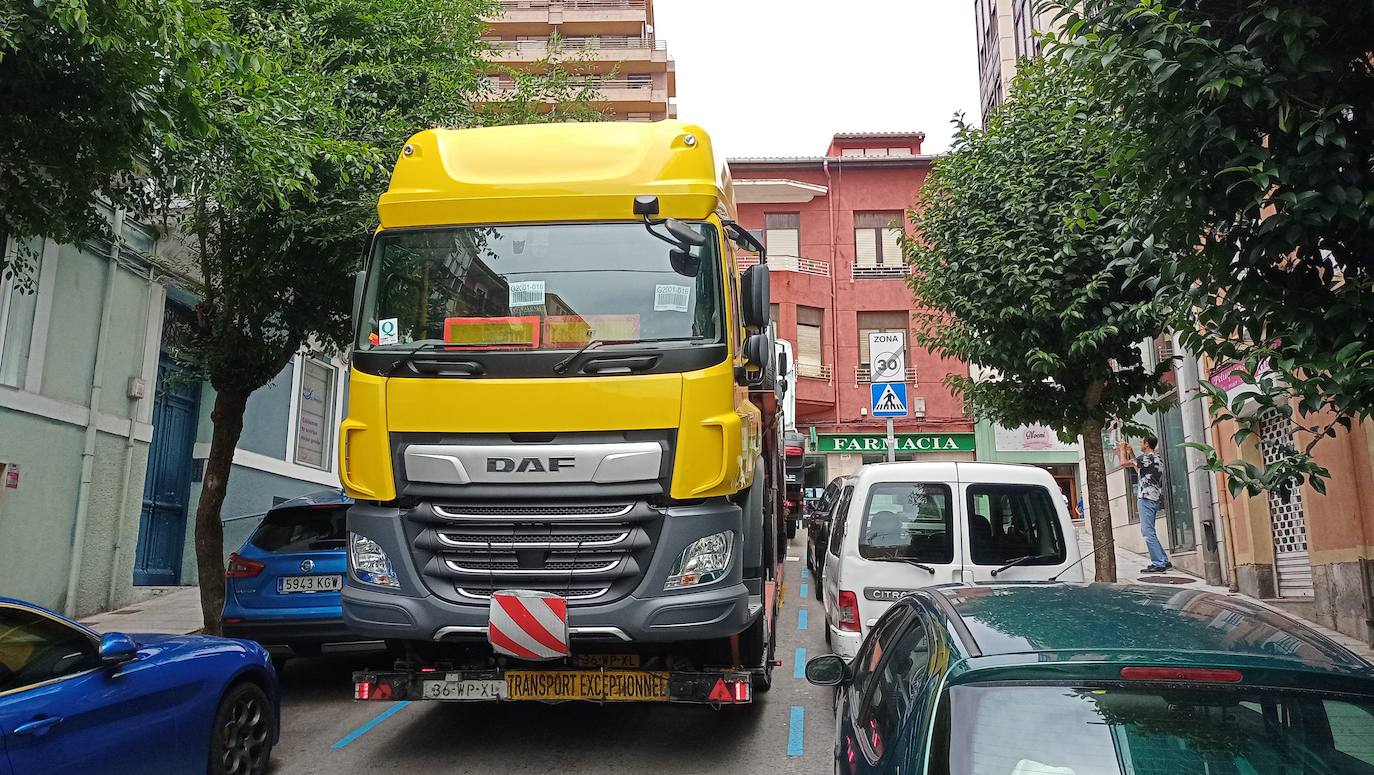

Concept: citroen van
[[821, 461, 1084, 659]]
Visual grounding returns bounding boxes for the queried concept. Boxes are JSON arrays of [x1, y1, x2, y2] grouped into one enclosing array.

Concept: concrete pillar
[[1177, 343, 1226, 585]]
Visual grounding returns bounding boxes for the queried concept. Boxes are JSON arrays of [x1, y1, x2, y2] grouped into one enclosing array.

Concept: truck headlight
[[349, 532, 399, 588], [665, 531, 734, 590]]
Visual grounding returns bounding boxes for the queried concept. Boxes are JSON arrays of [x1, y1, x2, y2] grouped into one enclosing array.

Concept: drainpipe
[[107, 262, 157, 611], [1177, 340, 1225, 585], [65, 211, 123, 617], [823, 158, 840, 430]]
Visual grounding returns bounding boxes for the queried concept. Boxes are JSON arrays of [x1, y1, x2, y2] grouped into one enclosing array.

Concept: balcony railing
[[855, 366, 918, 385], [737, 253, 830, 277], [487, 37, 666, 52], [494, 0, 647, 9], [852, 263, 909, 280], [485, 78, 654, 93], [796, 363, 832, 381]]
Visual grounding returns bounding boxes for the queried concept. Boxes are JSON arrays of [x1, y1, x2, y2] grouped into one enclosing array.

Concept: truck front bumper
[[344, 498, 756, 644]]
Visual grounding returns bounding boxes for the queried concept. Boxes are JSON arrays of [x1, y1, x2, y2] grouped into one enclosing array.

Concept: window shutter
[[798, 325, 822, 367], [855, 229, 878, 267], [766, 229, 799, 259], [881, 227, 903, 266], [858, 328, 878, 365]]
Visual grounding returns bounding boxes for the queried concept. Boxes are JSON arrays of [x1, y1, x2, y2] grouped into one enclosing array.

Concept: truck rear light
[[354, 681, 371, 700], [226, 553, 265, 578], [837, 591, 860, 633], [1120, 666, 1242, 683], [733, 679, 750, 703]]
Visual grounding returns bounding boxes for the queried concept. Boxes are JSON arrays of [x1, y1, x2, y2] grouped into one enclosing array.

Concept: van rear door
[[961, 479, 1082, 582]]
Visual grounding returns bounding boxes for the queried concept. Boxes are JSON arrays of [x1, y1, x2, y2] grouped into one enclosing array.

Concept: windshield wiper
[[553, 336, 709, 375], [382, 340, 509, 377], [990, 554, 1052, 577], [874, 556, 935, 573]]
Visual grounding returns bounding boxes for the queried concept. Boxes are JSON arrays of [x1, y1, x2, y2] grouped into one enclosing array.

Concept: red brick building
[[730, 132, 974, 489]]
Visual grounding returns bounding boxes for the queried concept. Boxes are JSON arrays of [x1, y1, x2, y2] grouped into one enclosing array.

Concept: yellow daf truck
[[341, 120, 787, 705]]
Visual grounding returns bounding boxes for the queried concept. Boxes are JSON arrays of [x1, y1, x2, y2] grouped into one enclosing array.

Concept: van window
[[250, 506, 348, 553], [858, 483, 953, 563], [828, 485, 855, 555], [965, 484, 1065, 567]]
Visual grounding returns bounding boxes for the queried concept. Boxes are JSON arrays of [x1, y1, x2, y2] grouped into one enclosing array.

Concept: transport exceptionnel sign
[[813, 433, 976, 453]]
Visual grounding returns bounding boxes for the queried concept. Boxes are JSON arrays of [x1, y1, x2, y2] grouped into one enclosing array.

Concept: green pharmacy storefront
[[808, 431, 977, 481]]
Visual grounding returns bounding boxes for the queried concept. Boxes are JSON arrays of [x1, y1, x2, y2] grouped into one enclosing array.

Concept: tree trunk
[[194, 388, 250, 635], [1080, 417, 1117, 582]]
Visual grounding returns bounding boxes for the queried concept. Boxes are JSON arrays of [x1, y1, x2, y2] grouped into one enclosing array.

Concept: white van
[[821, 461, 1085, 659]]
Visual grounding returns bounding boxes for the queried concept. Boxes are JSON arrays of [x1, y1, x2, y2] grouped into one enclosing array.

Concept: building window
[[0, 237, 40, 388], [294, 358, 336, 470], [857, 312, 910, 378], [796, 305, 826, 379], [854, 212, 906, 277], [764, 213, 800, 259], [1013, 0, 1039, 60]]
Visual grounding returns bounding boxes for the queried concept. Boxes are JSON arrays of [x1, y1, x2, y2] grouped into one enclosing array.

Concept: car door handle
[[14, 716, 63, 736]]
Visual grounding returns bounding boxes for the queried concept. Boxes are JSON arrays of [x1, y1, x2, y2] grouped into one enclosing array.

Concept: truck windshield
[[357, 223, 723, 351]]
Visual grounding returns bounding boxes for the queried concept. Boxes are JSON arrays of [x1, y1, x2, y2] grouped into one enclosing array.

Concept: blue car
[[0, 597, 278, 775], [223, 490, 356, 662]]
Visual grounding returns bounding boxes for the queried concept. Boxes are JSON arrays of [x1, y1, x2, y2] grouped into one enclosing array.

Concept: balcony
[[486, 37, 670, 71], [484, 78, 667, 112], [486, 0, 649, 34], [796, 363, 832, 381], [855, 366, 918, 385], [852, 263, 908, 280], [737, 253, 830, 277]]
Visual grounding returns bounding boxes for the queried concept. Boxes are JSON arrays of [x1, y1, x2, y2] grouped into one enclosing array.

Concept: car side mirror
[[98, 632, 139, 667], [740, 264, 770, 328], [805, 654, 848, 686]]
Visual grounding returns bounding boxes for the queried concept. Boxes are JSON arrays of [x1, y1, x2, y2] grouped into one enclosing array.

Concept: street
[[271, 535, 832, 774]]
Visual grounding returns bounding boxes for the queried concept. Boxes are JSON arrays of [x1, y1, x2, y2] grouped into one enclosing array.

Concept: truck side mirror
[[740, 333, 771, 386], [741, 264, 770, 329]]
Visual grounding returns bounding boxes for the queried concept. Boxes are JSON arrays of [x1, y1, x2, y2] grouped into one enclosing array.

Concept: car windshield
[[938, 683, 1374, 775], [858, 482, 953, 563], [250, 506, 347, 553], [356, 223, 723, 351]]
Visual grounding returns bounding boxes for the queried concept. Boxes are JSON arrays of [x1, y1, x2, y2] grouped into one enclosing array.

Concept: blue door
[[133, 356, 200, 586]]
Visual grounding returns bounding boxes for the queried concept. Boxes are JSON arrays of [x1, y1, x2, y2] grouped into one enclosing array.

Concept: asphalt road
[[270, 533, 835, 774]]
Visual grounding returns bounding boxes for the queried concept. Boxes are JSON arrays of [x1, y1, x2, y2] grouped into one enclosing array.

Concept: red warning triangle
[[708, 678, 734, 702]]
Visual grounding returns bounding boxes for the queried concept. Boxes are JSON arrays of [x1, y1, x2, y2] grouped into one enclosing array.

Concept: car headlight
[[349, 532, 399, 588], [664, 531, 734, 590]]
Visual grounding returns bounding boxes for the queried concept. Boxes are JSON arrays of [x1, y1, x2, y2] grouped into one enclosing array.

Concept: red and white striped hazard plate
[[487, 590, 570, 661]]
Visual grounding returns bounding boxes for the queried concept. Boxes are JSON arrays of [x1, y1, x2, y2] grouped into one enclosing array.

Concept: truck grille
[[408, 501, 659, 607]]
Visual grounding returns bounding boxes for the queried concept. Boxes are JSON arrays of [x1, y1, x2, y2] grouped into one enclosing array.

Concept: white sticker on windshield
[[378, 318, 399, 345], [654, 284, 691, 312], [509, 280, 546, 308]]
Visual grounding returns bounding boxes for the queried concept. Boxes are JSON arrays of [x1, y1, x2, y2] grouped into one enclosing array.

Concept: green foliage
[[1049, 0, 1374, 493], [906, 59, 1175, 438], [0, 0, 222, 287]]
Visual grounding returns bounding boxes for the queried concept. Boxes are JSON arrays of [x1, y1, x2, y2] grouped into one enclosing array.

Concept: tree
[[159, 0, 603, 634], [0, 0, 219, 286], [1050, 0, 1374, 497], [905, 60, 1178, 581]]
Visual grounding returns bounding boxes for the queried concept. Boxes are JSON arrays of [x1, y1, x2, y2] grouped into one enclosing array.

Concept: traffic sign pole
[[886, 418, 895, 462]]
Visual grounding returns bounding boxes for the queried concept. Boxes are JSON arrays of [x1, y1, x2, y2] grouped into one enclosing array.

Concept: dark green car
[[807, 582, 1374, 774]]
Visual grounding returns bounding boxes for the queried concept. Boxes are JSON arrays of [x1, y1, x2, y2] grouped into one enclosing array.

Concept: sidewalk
[[1078, 528, 1374, 661], [80, 586, 204, 635]]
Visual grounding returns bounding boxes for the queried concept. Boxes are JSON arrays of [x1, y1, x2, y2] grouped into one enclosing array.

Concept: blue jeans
[[1138, 497, 1169, 566]]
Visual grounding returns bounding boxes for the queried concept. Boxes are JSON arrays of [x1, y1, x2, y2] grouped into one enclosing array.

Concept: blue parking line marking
[[788, 706, 805, 756], [793, 647, 806, 678], [802, 568, 810, 581], [798, 608, 808, 630], [331, 701, 411, 749], [799, 582, 809, 597]]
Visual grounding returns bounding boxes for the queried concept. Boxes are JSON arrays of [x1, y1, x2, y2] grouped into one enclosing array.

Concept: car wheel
[[209, 682, 274, 775]]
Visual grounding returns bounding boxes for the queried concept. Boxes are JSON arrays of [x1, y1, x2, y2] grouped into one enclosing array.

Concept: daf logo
[[486, 456, 576, 474], [300, 559, 314, 573]]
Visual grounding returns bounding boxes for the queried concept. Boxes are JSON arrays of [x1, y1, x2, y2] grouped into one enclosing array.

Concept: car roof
[[928, 583, 1373, 679], [268, 488, 353, 512], [857, 460, 1055, 486]]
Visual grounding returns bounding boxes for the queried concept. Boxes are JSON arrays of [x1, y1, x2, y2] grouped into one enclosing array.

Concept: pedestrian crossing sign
[[871, 383, 908, 417]]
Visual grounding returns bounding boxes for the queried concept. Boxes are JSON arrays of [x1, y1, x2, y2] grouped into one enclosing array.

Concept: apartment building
[[974, 0, 1059, 120], [730, 133, 976, 491], [482, 0, 676, 121]]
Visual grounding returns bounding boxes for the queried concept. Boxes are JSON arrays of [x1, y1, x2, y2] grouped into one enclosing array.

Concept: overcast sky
[[652, 0, 981, 160]]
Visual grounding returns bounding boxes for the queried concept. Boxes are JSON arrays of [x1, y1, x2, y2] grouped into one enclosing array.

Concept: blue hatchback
[[222, 490, 356, 660], [0, 597, 278, 775]]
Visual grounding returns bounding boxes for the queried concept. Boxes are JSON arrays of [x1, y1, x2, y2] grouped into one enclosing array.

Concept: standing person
[[1119, 435, 1171, 572]]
